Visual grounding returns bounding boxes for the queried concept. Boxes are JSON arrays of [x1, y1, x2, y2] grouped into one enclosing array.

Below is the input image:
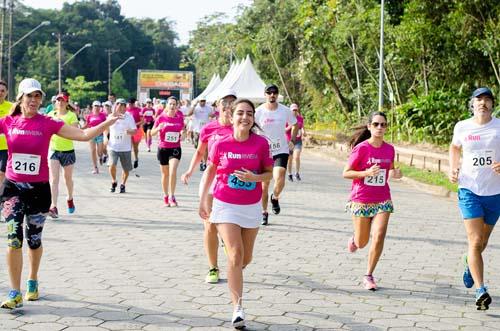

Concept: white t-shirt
[[180, 105, 189, 116], [255, 103, 297, 156], [192, 105, 212, 133], [452, 117, 500, 196], [107, 112, 136, 152]]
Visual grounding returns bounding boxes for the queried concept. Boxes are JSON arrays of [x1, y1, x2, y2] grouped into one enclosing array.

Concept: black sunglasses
[[371, 122, 387, 128]]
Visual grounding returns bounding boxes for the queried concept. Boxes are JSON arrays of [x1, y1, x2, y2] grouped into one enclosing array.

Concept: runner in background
[[343, 111, 402, 291], [199, 99, 273, 329], [449, 87, 500, 310], [83, 101, 107, 174], [0, 80, 12, 184], [47, 92, 79, 218], [141, 98, 155, 152], [0, 78, 119, 310], [152, 97, 184, 207], [105, 98, 136, 194], [286, 103, 306, 182], [187, 98, 213, 170], [126, 97, 143, 169], [255, 84, 298, 225], [181, 89, 236, 284]]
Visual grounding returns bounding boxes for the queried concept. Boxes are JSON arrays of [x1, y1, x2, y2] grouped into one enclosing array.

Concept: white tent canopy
[[195, 73, 221, 101], [204, 55, 279, 104]]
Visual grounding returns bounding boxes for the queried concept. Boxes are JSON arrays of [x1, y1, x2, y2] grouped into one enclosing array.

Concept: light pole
[[0, 0, 6, 80], [6, 18, 51, 100], [105, 48, 119, 95], [110, 56, 135, 96], [58, 42, 91, 92], [377, 0, 385, 110]]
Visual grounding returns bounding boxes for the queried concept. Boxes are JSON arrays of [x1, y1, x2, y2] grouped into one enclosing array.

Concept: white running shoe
[[232, 305, 245, 329]]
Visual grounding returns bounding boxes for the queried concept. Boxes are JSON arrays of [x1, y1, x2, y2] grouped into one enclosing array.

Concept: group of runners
[[0, 77, 498, 328]]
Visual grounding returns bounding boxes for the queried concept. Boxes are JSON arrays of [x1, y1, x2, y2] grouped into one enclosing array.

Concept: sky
[[20, 0, 253, 45]]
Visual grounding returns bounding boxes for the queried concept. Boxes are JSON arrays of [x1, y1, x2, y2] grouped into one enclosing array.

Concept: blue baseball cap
[[471, 87, 494, 100]]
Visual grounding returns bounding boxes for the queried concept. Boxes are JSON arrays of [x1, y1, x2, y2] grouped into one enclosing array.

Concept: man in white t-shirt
[[187, 97, 213, 169], [105, 98, 137, 193], [255, 84, 298, 225], [449, 87, 500, 311]]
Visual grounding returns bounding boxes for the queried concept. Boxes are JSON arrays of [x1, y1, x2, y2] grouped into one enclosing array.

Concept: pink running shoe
[[347, 236, 358, 253], [163, 196, 169, 206], [169, 196, 178, 207], [363, 275, 377, 291]]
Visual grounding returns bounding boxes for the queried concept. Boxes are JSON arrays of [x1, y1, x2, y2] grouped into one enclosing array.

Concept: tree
[[65, 76, 106, 106]]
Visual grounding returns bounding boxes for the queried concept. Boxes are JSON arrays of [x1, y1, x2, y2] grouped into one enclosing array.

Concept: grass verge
[[396, 162, 458, 193]]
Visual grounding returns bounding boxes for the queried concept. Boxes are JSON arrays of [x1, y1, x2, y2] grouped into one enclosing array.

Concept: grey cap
[[116, 98, 127, 104]]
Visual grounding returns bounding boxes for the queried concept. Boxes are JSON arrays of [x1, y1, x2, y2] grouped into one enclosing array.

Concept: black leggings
[[1, 180, 51, 249]]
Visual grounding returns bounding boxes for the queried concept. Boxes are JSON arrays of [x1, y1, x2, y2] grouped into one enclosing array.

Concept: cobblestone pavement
[[0, 141, 498, 330]]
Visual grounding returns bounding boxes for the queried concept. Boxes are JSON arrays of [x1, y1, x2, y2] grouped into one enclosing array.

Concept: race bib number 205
[[469, 149, 495, 168]]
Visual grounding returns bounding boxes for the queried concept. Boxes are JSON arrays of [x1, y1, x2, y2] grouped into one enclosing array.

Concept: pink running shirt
[[154, 113, 184, 149], [200, 121, 233, 152], [0, 114, 64, 183], [286, 115, 304, 142], [347, 140, 395, 203], [126, 106, 142, 126], [85, 112, 107, 128], [141, 107, 155, 123], [209, 134, 273, 205]]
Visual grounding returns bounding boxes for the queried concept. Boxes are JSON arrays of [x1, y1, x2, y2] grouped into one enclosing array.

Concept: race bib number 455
[[228, 174, 256, 191], [12, 153, 41, 175], [364, 169, 387, 186]]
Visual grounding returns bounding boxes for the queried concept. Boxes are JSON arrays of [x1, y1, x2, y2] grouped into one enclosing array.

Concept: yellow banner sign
[[139, 71, 192, 89]]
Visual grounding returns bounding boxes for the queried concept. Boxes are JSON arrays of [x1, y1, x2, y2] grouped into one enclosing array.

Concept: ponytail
[[348, 111, 388, 149], [9, 96, 23, 116]]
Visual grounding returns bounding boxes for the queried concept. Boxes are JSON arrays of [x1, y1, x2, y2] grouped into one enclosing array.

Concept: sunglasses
[[371, 122, 387, 128], [266, 91, 278, 95]]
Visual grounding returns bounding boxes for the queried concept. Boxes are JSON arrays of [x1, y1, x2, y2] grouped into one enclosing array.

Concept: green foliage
[[111, 72, 131, 99], [64, 76, 106, 106], [397, 163, 459, 193]]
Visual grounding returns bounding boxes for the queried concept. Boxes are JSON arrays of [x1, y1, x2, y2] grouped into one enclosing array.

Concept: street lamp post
[[58, 42, 91, 92], [105, 49, 119, 95], [6, 17, 50, 100], [109, 56, 135, 96], [378, 0, 385, 110]]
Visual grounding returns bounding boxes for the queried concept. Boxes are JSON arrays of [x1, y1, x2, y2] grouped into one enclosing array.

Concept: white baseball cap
[[103, 101, 112, 107], [17, 78, 45, 99], [92, 100, 102, 107], [145, 98, 152, 103], [219, 89, 237, 100]]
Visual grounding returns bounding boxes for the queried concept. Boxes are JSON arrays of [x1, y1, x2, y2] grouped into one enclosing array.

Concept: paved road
[[0, 141, 498, 330]]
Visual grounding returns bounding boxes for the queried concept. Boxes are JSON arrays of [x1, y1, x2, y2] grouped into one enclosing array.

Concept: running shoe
[[205, 267, 219, 283], [232, 305, 245, 329], [295, 173, 302, 181], [67, 199, 75, 214], [348, 236, 358, 253], [48, 207, 59, 219], [270, 194, 280, 215], [169, 196, 178, 207], [102, 155, 108, 164], [1, 290, 23, 309], [476, 286, 492, 310], [288, 174, 293, 182], [462, 254, 474, 289], [110, 182, 117, 193], [25, 280, 39, 301], [200, 162, 207, 171], [363, 275, 377, 291], [92, 167, 99, 174], [119, 184, 126, 193], [133, 159, 139, 169], [99, 155, 103, 165], [163, 196, 169, 206], [261, 212, 269, 226]]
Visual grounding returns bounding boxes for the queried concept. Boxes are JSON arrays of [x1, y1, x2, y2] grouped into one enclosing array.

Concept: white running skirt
[[210, 198, 261, 229]]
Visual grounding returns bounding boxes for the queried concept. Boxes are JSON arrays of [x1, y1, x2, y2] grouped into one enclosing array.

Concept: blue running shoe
[[1, 290, 23, 309], [462, 254, 474, 288], [476, 286, 492, 310]]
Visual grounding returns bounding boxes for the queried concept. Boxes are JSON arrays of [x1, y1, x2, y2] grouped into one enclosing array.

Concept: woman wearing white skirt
[[199, 99, 273, 328]]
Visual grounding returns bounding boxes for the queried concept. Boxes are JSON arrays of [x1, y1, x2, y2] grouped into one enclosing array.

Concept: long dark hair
[[349, 111, 387, 149], [9, 95, 24, 116], [231, 98, 263, 134]]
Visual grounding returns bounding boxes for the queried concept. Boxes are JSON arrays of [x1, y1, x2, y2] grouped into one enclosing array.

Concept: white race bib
[[12, 153, 41, 175], [269, 138, 281, 153], [467, 149, 495, 169], [364, 169, 387, 186], [144, 110, 153, 117], [113, 131, 125, 142], [164, 131, 180, 143]]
